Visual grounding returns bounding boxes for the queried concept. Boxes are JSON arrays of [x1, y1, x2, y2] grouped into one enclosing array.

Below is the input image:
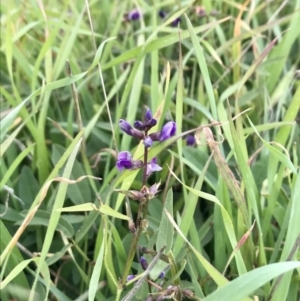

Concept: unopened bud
[[126, 274, 136, 282], [158, 271, 165, 279], [140, 256, 148, 270]]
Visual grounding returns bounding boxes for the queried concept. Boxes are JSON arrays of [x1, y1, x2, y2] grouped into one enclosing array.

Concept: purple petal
[[159, 10, 167, 19], [134, 120, 145, 130], [119, 119, 133, 135], [127, 9, 141, 21], [116, 151, 133, 170], [146, 158, 162, 177], [171, 17, 181, 27], [186, 134, 196, 146], [144, 136, 153, 148], [159, 121, 176, 141], [140, 256, 148, 270], [144, 109, 153, 122]]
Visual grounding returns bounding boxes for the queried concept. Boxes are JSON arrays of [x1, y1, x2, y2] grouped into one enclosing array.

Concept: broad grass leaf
[[0, 93, 30, 144], [0, 220, 29, 289], [17, 210, 74, 238], [202, 261, 300, 301], [156, 188, 174, 254], [18, 166, 40, 209]]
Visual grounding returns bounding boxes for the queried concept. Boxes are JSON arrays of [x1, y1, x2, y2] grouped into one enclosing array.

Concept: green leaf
[[17, 210, 74, 238], [202, 262, 300, 301], [98, 204, 130, 221], [0, 96, 30, 143], [156, 188, 174, 254], [56, 203, 95, 212]]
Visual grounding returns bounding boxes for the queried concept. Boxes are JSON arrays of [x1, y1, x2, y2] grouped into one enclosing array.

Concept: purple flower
[[127, 274, 136, 281], [133, 120, 144, 130], [116, 151, 143, 171], [171, 17, 181, 27], [158, 10, 167, 19], [146, 158, 162, 177], [127, 9, 141, 21], [158, 271, 165, 279], [133, 109, 157, 131], [140, 256, 148, 270], [144, 109, 153, 122], [119, 119, 144, 139], [116, 151, 133, 170], [144, 136, 153, 148], [186, 134, 196, 146], [159, 121, 176, 141]]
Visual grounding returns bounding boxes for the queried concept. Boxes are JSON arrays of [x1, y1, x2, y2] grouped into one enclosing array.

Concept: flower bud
[[159, 121, 176, 141], [126, 9, 141, 21], [159, 10, 167, 18], [119, 119, 144, 139], [126, 274, 136, 281], [133, 120, 145, 130], [144, 109, 153, 122], [158, 271, 165, 279], [144, 136, 153, 148], [116, 151, 133, 170], [140, 256, 148, 270], [186, 134, 196, 146]]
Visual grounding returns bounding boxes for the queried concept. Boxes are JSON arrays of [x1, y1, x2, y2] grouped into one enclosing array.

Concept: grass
[[0, 0, 300, 301]]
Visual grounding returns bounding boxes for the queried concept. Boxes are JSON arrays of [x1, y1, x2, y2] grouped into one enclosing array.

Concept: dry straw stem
[[0, 175, 101, 266], [198, 126, 249, 228]]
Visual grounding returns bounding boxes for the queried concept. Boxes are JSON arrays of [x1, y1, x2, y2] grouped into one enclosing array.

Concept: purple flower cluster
[[117, 109, 176, 177]]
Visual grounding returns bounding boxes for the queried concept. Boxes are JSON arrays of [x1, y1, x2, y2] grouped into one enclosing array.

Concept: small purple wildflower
[[127, 9, 141, 21], [133, 120, 144, 130], [158, 10, 167, 19], [158, 271, 166, 279], [144, 109, 153, 122], [171, 17, 181, 27], [140, 256, 148, 270], [116, 151, 143, 171], [116, 151, 133, 170], [159, 121, 176, 141], [144, 136, 153, 148], [186, 134, 196, 146], [146, 158, 162, 177], [134, 109, 157, 131]]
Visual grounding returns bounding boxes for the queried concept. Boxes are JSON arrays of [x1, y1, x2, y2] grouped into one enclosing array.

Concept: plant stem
[[142, 130, 148, 186], [121, 223, 143, 285]]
